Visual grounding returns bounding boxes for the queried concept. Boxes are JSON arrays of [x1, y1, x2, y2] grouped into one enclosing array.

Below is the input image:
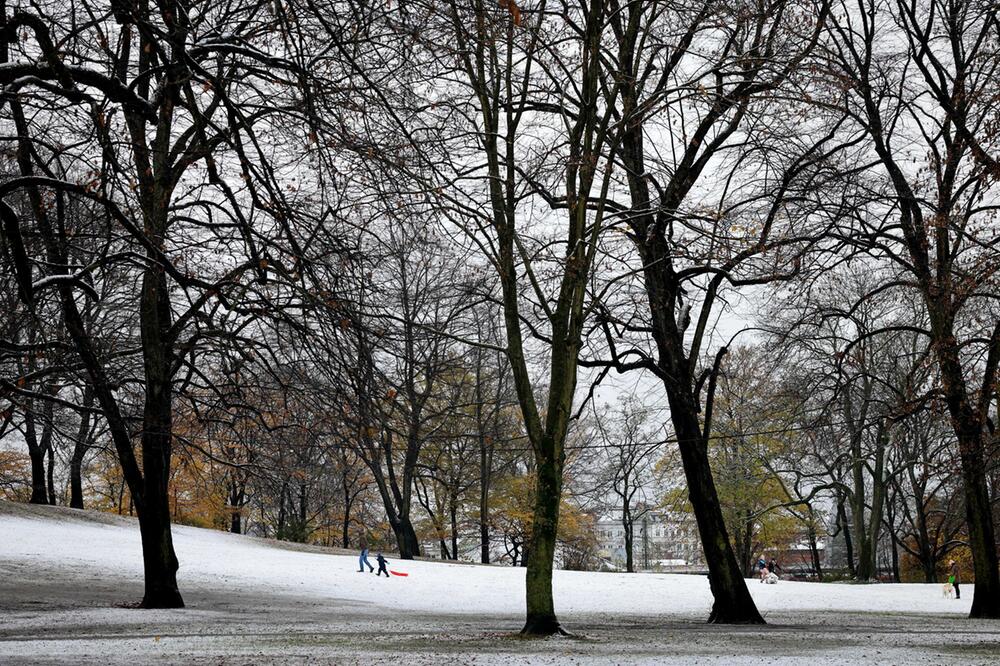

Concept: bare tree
[[819, 0, 1000, 616]]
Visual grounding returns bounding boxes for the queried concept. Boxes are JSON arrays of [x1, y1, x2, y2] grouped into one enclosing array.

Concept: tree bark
[[623, 505, 634, 573], [672, 403, 764, 624], [479, 436, 491, 564], [930, 319, 1000, 617], [522, 451, 564, 635], [69, 388, 93, 509], [136, 261, 183, 609], [808, 527, 823, 581], [24, 405, 48, 504]]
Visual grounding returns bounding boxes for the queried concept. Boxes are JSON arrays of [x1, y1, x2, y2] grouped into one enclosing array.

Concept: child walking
[[376, 552, 390, 578]]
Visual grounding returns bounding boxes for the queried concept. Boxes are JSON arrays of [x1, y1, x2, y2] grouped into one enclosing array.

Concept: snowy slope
[[0, 502, 972, 619]]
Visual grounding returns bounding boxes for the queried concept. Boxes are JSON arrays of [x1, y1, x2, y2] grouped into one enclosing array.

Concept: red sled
[[389, 570, 408, 577]]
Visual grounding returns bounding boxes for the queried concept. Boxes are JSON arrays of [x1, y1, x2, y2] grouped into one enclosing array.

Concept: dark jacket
[[359, 534, 368, 551], [376, 554, 388, 568]]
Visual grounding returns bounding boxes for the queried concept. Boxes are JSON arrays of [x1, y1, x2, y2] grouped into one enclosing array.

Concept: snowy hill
[[4, 501, 996, 664], [0, 500, 972, 619]]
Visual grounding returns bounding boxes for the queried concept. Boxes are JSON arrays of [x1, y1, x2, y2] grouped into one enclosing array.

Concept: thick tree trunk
[[230, 510, 241, 535], [931, 323, 1000, 618], [27, 441, 47, 504], [922, 558, 937, 584], [522, 452, 565, 635], [137, 500, 182, 608], [69, 453, 85, 509], [957, 442, 1000, 617], [672, 405, 763, 624], [136, 256, 183, 608], [24, 410, 48, 505], [136, 381, 183, 608], [391, 513, 421, 559]]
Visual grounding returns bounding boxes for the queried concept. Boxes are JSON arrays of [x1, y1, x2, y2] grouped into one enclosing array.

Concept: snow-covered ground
[[2, 501, 997, 665]]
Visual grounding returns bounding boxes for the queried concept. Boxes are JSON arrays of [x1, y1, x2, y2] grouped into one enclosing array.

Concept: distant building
[[596, 509, 704, 570]]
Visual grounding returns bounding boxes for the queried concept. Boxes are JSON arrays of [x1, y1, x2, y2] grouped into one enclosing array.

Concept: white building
[[596, 508, 704, 570]]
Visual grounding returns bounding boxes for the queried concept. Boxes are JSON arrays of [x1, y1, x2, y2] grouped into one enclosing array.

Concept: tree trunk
[[931, 322, 1000, 618], [673, 406, 763, 624], [922, 552, 937, 584], [41, 390, 56, 505], [480, 435, 491, 564], [69, 451, 85, 509], [480, 514, 491, 564], [808, 528, 823, 581], [623, 504, 634, 573], [391, 513, 421, 559], [837, 499, 855, 575], [230, 509, 241, 535], [137, 499, 183, 609], [69, 391, 93, 510], [45, 439, 56, 505], [27, 441, 47, 504], [450, 498, 459, 561], [136, 263, 183, 609], [340, 463, 352, 548], [24, 410, 48, 505], [522, 451, 565, 635], [136, 363, 183, 607]]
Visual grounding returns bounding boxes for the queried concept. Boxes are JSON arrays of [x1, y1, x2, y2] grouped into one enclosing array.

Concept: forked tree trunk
[[69, 395, 92, 509], [390, 513, 421, 560], [24, 410, 48, 505]]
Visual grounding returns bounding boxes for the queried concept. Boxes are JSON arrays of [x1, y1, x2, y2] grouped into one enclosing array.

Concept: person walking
[[948, 559, 960, 599], [376, 552, 390, 578], [358, 533, 374, 573]]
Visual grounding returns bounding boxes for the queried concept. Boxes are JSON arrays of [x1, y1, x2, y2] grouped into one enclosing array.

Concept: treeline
[[1, 0, 999, 634]]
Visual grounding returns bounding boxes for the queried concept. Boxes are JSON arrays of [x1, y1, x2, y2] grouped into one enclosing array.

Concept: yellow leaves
[[499, 0, 522, 26]]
